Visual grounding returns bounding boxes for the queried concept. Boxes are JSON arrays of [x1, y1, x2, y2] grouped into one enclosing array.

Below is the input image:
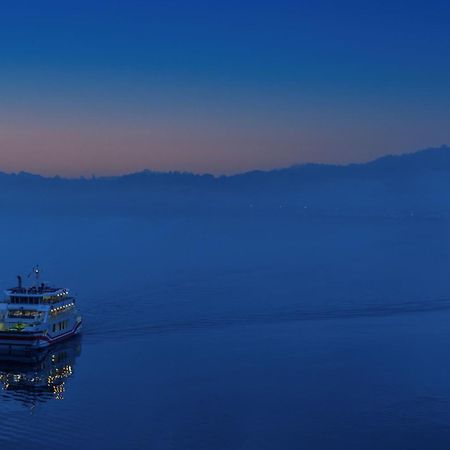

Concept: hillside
[[0, 146, 449, 218]]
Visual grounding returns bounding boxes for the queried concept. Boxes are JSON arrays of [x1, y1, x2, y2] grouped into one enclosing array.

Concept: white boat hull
[[0, 320, 82, 349]]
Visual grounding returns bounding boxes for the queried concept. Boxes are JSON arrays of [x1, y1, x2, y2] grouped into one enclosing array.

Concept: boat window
[[8, 310, 38, 319], [9, 296, 42, 304], [57, 320, 69, 330]]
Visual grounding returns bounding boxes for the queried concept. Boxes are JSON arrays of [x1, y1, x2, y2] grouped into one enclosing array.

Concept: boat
[[0, 266, 82, 350]]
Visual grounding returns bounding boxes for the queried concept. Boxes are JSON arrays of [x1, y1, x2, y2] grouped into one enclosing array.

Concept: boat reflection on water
[[0, 336, 81, 406]]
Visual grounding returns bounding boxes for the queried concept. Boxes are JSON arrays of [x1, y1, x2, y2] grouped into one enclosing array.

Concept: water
[[0, 213, 450, 449]]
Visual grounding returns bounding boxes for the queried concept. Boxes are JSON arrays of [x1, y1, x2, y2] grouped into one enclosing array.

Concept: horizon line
[[1, 145, 448, 180]]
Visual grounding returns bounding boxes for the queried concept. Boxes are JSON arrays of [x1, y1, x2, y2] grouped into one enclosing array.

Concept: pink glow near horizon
[[0, 117, 448, 177]]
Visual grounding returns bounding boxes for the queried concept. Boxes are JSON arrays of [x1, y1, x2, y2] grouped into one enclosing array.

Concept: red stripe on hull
[[0, 321, 82, 344]]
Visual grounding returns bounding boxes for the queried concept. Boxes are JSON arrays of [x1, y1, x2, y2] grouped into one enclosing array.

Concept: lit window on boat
[[8, 310, 39, 319]]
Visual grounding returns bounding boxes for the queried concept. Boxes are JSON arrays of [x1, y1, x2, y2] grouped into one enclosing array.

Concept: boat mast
[[29, 265, 41, 287]]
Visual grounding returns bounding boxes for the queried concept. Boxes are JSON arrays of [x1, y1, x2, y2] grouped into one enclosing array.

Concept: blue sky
[[0, 0, 449, 175]]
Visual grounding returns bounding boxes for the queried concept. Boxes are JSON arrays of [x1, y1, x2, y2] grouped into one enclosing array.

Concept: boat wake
[[81, 296, 450, 341]]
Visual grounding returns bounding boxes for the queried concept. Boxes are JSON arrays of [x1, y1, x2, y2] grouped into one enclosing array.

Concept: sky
[[0, 0, 449, 176]]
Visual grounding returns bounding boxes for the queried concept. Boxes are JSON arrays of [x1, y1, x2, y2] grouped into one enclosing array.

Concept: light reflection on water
[[0, 337, 81, 408]]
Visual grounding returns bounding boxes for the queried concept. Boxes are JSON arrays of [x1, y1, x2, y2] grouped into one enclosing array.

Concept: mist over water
[[1, 149, 450, 449]]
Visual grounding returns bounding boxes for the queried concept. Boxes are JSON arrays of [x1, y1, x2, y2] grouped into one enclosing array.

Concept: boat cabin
[[6, 285, 70, 305]]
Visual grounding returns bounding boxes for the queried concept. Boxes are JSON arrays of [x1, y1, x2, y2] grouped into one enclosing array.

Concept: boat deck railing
[[7, 286, 63, 295]]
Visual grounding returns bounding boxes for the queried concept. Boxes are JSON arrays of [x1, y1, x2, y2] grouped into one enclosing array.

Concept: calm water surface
[[0, 215, 449, 449]]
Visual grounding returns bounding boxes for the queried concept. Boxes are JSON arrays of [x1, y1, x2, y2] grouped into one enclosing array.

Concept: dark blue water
[[1, 214, 450, 449]]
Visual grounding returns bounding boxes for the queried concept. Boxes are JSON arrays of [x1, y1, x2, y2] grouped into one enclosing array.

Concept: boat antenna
[[27, 265, 41, 286], [34, 265, 40, 284]]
